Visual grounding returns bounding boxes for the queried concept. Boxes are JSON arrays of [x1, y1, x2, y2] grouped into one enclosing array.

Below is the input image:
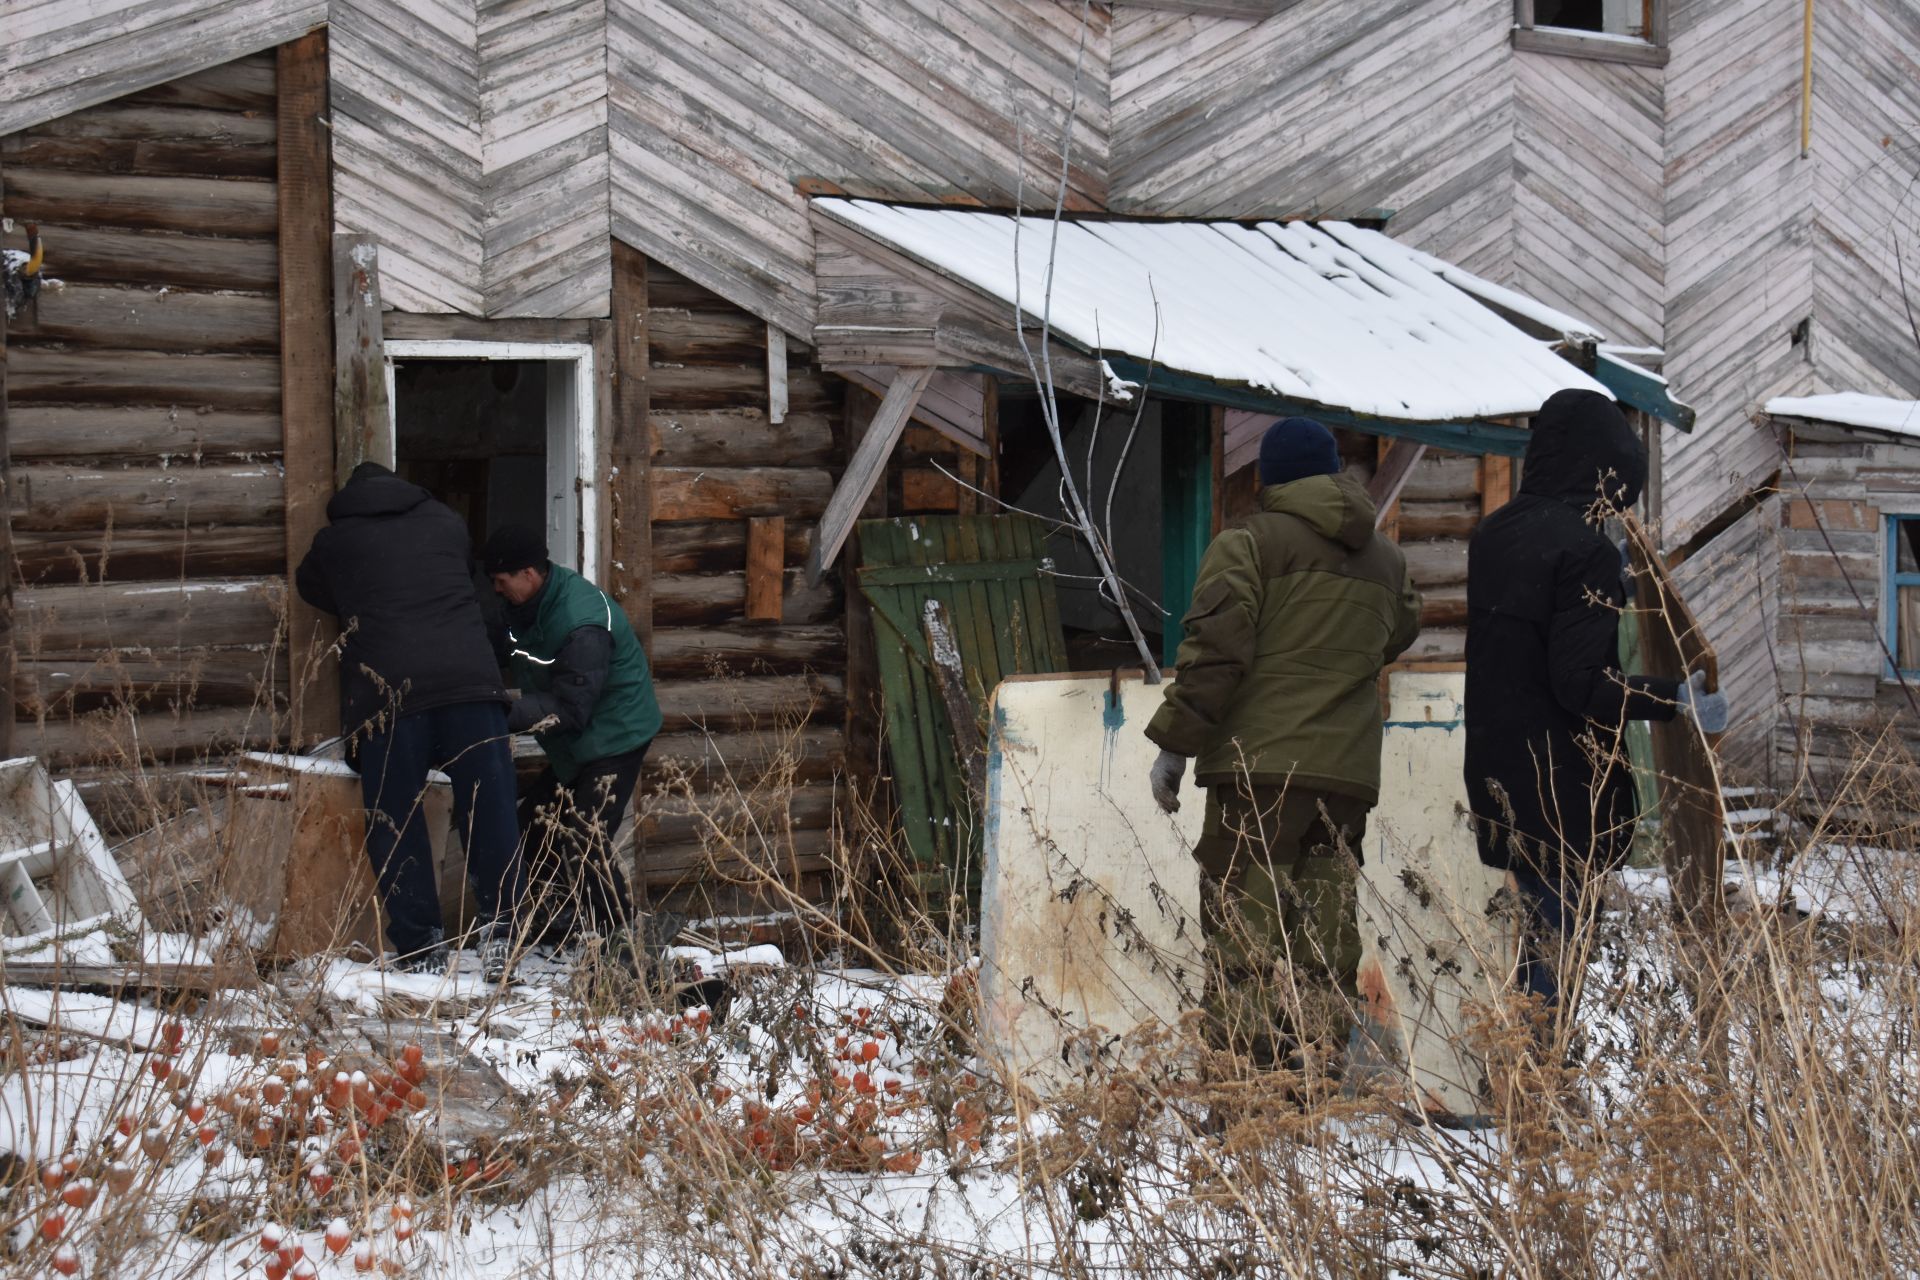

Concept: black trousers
[[517, 744, 647, 941]]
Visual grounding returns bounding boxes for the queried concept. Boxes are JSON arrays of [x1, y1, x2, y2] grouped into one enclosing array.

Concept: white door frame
[[383, 340, 599, 582]]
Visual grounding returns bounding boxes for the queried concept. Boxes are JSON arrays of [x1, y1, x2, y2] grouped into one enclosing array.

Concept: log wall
[[1772, 426, 1920, 800], [635, 261, 850, 916], [1, 54, 291, 823]]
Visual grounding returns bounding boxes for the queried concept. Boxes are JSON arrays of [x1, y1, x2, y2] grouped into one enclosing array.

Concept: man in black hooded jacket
[[1464, 389, 1728, 1011], [295, 462, 525, 980]]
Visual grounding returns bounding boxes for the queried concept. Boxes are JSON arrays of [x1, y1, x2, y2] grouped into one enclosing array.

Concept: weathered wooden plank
[[18, 704, 272, 769], [331, 234, 390, 486], [643, 726, 847, 788], [16, 650, 288, 715], [2, 154, 12, 757], [744, 515, 786, 623], [5, 405, 281, 461], [805, 366, 933, 585], [14, 579, 281, 655], [0, 224, 279, 292], [11, 464, 283, 530], [651, 467, 836, 522], [649, 408, 836, 467], [13, 526, 285, 584], [279, 29, 336, 746], [121, 54, 278, 113], [0, 1, 325, 137], [0, 133, 278, 181], [1368, 437, 1426, 528], [652, 571, 840, 627], [649, 623, 845, 678], [381, 313, 593, 343], [608, 242, 654, 643], [0, 168, 277, 237], [654, 673, 846, 732], [651, 519, 813, 574], [6, 348, 282, 412], [10, 283, 279, 352]]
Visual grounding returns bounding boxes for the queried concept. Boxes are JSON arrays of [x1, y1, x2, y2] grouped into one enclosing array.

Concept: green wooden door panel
[[857, 514, 1070, 884]]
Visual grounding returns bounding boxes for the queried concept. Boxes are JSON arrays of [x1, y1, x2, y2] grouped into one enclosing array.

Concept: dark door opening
[[391, 359, 548, 554]]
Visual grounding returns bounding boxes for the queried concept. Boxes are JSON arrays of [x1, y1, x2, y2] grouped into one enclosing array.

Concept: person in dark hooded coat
[[1464, 389, 1726, 1009], [295, 462, 525, 980]]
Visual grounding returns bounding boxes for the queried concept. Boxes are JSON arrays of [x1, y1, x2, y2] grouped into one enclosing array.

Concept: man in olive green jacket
[[1147, 416, 1421, 1063]]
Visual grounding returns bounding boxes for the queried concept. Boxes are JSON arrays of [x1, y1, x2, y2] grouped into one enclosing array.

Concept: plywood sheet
[[1357, 670, 1516, 1120], [980, 672, 1204, 1091]]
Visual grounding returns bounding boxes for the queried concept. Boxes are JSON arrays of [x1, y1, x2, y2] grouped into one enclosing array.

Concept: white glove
[[1149, 749, 1188, 814], [1676, 670, 1729, 734]]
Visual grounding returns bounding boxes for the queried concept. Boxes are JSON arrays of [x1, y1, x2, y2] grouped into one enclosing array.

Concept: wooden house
[[4, 0, 1919, 914], [1754, 394, 1920, 805]]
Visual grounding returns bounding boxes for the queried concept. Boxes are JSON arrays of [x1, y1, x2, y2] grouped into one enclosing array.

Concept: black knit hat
[[1257, 416, 1342, 486], [481, 524, 549, 576]]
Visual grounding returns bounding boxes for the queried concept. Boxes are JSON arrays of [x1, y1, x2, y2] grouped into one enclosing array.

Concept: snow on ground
[[0, 850, 1913, 1279]]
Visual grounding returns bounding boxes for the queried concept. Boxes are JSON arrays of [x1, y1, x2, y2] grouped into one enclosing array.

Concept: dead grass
[[2, 627, 1918, 1279]]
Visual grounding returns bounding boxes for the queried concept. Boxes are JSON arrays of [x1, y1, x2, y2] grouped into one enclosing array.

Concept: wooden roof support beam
[[1368, 437, 1427, 530], [805, 366, 934, 586]]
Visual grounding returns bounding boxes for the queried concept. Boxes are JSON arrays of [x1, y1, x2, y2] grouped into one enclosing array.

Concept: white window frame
[[382, 340, 600, 583], [1513, 0, 1669, 67]]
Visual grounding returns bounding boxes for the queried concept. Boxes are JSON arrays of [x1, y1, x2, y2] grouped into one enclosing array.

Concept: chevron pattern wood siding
[[606, 0, 1111, 337], [1658, 0, 1813, 546], [1108, 0, 1517, 278], [1513, 54, 1665, 349], [0, 0, 326, 136], [479, 0, 610, 316], [329, 0, 485, 314], [329, 0, 610, 317], [1810, 0, 1920, 403]]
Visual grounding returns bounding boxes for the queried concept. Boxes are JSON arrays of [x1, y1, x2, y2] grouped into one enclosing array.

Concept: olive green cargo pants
[[1192, 784, 1367, 1065]]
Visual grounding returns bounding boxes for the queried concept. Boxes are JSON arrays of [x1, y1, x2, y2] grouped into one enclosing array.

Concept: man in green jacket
[[1146, 417, 1421, 1065], [482, 525, 663, 950]]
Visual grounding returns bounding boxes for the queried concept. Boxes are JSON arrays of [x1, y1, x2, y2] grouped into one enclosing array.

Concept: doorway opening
[[382, 341, 598, 580]]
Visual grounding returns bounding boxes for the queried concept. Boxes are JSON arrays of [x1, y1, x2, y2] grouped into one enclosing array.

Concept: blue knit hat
[[1258, 417, 1341, 486]]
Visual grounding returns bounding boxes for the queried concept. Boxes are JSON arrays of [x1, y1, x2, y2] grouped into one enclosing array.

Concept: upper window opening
[[1514, 0, 1667, 65]]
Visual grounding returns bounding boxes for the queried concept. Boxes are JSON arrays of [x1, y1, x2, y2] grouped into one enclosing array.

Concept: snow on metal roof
[[814, 199, 1613, 425], [1765, 392, 1920, 438]]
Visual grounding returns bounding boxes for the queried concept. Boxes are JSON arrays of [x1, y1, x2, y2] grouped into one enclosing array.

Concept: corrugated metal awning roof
[[813, 199, 1615, 427]]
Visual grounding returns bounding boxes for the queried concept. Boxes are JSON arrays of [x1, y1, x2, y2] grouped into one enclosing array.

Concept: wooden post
[[591, 318, 615, 584], [922, 598, 985, 805], [1209, 404, 1227, 537], [766, 324, 788, 425], [609, 241, 653, 647], [1479, 454, 1514, 520], [1369, 437, 1428, 531], [331, 234, 390, 486], [280, 30, 340, 746], [745, 516, 785, 622], [0, 155, 13, 759], [980, 375, 1001, 503], [805, 366, 933, 585]]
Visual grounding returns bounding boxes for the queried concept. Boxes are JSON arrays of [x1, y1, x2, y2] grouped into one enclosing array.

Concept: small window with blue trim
[[1889, 516, 1920, 675]]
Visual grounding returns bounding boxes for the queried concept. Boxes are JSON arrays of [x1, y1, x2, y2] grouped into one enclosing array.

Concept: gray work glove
[[1676, 670, 1729, 734], [1149, 749, 1188, 814]]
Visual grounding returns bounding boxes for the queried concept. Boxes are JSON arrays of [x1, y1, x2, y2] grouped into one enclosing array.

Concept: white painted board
[[1357, 670, 1517, 1120], [980, 673, 1205, 1092]]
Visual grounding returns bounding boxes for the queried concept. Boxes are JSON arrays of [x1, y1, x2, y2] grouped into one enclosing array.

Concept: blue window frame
[[1887, 516, 1920, 676]]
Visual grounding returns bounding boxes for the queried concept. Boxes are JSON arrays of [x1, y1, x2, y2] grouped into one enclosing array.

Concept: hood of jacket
[[1261, 469, 1376, 550], [325, 462, 433, 522], [1519, 388, 1646, 514]]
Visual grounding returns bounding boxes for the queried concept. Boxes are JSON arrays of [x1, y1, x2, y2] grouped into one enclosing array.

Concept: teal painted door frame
[[1160, 406, 1213, 664]]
